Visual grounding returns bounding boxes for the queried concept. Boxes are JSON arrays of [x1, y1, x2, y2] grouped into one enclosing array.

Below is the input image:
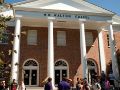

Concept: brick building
[[0, 0, 120, 88]]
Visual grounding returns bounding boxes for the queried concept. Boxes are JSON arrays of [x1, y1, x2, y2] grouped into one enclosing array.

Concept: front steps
[[26, 87, 58, 90]]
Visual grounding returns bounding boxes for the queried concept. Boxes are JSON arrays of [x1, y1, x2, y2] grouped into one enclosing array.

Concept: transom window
[[55, 60, 67, 66], [24, 60, 37, 66], [87, 60, 95, 66]]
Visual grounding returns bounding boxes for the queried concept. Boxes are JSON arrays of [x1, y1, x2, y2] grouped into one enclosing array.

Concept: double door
[[24, 69, 37, 86], [55, 69, 67, 85]]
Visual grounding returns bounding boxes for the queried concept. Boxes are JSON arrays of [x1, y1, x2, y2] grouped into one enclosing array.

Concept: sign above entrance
[[43, 13, 89, 20], [16, 10, 112, 21]]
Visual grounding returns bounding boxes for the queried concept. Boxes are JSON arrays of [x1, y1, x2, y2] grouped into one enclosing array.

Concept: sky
[[5, 0, 120, 16]]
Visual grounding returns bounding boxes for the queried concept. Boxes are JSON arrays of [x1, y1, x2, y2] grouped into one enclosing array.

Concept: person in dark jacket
[[58, 77, 70, 90], [44, 77, 53, 90]]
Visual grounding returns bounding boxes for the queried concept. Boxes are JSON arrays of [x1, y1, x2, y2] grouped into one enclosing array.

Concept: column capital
[[79, 19, 86, 23], [15, 15, 22, 19], [97, 27, 104, 32], [107, 20, 113, 25], [48, 17, 55, 21], [97, 29, 102, 33]]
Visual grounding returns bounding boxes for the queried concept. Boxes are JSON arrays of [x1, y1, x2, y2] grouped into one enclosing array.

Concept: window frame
[[57, 31, 66, 46], [85, 32, 93, 46], [27, 30, 37, 45]]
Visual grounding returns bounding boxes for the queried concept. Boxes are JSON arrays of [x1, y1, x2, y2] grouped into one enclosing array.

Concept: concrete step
[[26, 87, 58, 90], [26, 87, 44, 90]]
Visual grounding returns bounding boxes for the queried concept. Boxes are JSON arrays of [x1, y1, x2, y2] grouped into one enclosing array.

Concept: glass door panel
[[62, 70, 67, 79], [24, 70, 30, 85], [55, 70, 60, 85], [31, 70, 37, 85]]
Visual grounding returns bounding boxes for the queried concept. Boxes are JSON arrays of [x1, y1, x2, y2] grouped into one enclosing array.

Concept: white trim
[[22, 58, 39, 86], [13, 0, 114, 15]]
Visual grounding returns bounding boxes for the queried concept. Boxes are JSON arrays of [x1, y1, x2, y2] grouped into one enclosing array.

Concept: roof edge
[[13, 0, 38, 6], [14, 7, 114, 17], [83, 0, 115, 15]]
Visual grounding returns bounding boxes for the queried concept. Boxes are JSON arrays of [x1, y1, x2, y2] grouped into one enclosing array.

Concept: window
[[55, 60, 67, 66], [57, 31, 66, 46], [0, 30, 9, 44], [107, 34, 110, 46], [85, 32, 93, 46], [27, 30, 37, 45], [107, 34, 116, 47], [24, 60, 37, 66]]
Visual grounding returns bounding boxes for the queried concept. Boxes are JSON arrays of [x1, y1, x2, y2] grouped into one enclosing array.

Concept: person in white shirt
[[93, 79, 101, 90], [18, 80, 26, 90]]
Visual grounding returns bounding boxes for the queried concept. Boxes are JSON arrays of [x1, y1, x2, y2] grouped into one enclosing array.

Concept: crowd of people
[[75, 71, 112, 90], [43, 71, 112, 90], [0, 79, 25, 90], [0, 71, 113, 90]]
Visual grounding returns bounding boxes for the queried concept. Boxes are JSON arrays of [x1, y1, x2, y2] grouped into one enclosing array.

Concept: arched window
[[24, 60, 37, 66], [54, 59, 68, 85], [55, 60, 67, 66], [23, 59, 39, 86], [87, 59, 97, 84], [87, 60, 95, 66]]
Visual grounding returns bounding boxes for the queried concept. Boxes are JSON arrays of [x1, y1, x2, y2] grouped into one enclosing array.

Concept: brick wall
[[1, 26, 116, 86], [18, 26, 101, 86]]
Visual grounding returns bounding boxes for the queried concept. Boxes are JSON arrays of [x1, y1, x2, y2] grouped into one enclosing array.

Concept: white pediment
[[41, 3, 82, 11], [14, 0, 113, 15]]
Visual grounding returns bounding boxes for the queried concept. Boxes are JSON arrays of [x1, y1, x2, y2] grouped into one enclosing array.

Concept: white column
[[11, 17, 21, 82], [48, 19, 55, 87], [79, 21, 87, 79], [98, 29, 106, 73], [108, 24, 119, 79]]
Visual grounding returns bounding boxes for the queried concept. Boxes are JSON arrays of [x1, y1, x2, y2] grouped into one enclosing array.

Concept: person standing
[[44, 77, 53, 90], [58, 77, 70, 90], [11, 79, 18, 90], [0, 81, 3, 90], [100, 71, 106, 90], [92, 79, 101, 90], [76, 78, 81, 90], [81, 78, 90, 90], [18, 80, 25, 90], [105, 79, 110, 90]]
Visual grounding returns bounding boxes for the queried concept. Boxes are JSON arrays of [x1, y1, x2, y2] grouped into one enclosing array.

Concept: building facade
[[0, 0, 120, 87]]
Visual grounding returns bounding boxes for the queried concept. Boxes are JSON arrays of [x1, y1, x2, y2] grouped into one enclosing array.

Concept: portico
[[9, 0, 119, 87]]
